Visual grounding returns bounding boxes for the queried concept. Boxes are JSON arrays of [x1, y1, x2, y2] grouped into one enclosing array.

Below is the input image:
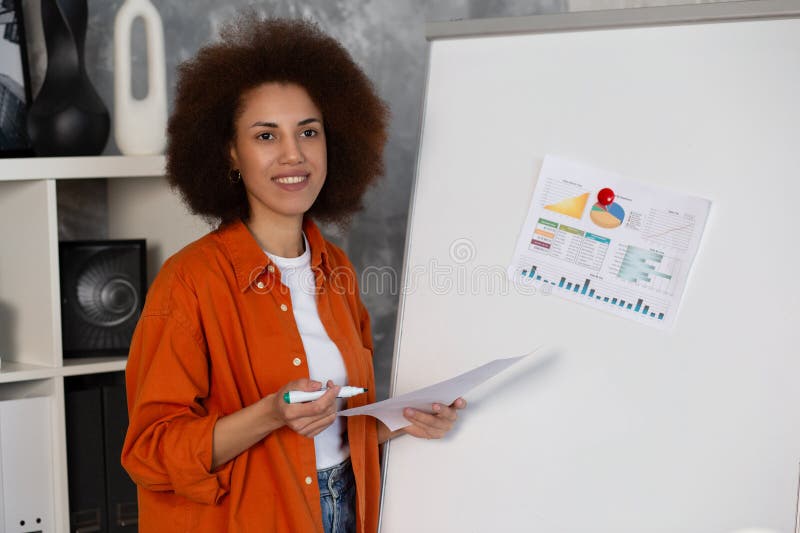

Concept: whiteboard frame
[[426, 0, 800, 39], [379, 0, 800, 530]]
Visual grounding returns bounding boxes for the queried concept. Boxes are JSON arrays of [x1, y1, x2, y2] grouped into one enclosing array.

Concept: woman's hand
[[403, 397, 467, 439], [270, 378, 341, 438], [382, 397, 467, 442], [211, 378, 340, 470]]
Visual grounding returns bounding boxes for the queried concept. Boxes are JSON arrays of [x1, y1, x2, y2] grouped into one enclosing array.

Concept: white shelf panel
[[61, 356, 128, 376], [0, 155, 166, 181], [0, 179, 60, 367], [0, 358, 127, 384], [0, 360, 57, 383]]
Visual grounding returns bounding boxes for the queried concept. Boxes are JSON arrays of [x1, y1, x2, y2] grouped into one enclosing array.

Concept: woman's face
[[229, 82, 327, 226]]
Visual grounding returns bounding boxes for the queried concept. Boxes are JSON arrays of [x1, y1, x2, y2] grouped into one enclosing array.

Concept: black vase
[[27, 0, 110, 156]]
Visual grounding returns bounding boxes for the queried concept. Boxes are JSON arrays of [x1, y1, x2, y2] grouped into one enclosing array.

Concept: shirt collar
[[217, 218, 331, 292], [302, 216, 330, 273]]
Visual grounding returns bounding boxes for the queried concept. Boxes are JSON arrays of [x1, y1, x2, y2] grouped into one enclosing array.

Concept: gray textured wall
[[32, 0, 728, 399]]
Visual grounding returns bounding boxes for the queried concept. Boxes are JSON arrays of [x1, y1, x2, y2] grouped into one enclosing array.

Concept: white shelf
[[0, 153, 197, 533], [0, 360, 57, 383], [0, 155, 166, 181], [62, 356, 128, 376], [0, 357, 128, 383]]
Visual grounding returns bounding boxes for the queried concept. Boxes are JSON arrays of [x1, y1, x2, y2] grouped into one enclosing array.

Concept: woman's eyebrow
[[249, 117, 322, 128]]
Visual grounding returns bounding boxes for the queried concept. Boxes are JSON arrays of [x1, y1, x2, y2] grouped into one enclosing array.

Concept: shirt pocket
[[248, 330, 310, 396]]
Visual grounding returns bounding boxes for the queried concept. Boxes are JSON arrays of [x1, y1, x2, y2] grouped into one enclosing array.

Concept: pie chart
[[590, 202, 625, 229]]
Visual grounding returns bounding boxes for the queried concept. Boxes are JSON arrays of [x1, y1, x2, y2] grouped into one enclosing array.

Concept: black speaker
[[59, 240, 146, 357]]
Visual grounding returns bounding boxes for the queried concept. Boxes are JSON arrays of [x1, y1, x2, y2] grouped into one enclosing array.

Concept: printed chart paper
[[339, 352, 533, 431], [508, 156, 710, 330]]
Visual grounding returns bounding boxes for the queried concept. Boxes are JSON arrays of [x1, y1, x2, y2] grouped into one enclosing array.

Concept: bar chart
[[519, 262, 668, 321]]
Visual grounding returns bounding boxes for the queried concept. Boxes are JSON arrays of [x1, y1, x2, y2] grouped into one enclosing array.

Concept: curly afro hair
[[166, 16, 389, 227]]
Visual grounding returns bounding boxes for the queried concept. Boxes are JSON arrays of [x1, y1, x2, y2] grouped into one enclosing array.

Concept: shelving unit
[[0, 155, 207, 532]]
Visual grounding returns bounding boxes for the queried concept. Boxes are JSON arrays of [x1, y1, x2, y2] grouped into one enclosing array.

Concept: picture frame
[[0, 0, 33, 157], [59, 239, 148, 357]]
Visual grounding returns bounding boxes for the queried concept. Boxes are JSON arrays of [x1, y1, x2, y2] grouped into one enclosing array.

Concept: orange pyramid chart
[[544, 192, 589, 219]]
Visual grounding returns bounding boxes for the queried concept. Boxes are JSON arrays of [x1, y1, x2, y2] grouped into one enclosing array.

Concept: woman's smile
[[272, 172, 310, 191]]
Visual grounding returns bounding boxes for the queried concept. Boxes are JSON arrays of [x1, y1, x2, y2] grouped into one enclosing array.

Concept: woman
[[121, 15, 465, 533]]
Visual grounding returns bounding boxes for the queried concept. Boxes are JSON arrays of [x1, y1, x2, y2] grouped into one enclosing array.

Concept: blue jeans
[[318, 458, 356, 533]]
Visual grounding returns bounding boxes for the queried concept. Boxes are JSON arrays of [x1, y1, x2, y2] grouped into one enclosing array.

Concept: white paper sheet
[[339, 351, 532, 431], [508, 155, 711, 330]]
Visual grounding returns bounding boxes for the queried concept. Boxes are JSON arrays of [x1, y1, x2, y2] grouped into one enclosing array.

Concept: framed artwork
[[0, 0, 33, 157]]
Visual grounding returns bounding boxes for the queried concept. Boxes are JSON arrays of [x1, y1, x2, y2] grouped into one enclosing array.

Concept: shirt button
[[292, 357, 302, 367], [280, 303, 288, 312], [256, 281, 265, 289], [267, 265, 275, 273], [305, 476, 313, 485]]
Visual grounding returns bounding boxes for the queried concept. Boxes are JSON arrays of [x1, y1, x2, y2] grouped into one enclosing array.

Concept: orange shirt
[[122, 218, 380, 532]]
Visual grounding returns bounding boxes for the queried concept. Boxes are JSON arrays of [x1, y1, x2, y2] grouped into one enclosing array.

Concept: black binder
[[65, 387, 108, 532], [65, 375, 139, 532], [102, 384, 139, 531]]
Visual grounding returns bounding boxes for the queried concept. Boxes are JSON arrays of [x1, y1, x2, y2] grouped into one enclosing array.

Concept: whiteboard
[[379, 2, 800, 532]]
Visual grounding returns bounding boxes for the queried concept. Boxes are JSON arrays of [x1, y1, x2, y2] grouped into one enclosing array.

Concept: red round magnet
[[597, 187, 615, 209]]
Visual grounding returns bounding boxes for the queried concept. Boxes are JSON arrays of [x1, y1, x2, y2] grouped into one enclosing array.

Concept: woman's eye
[[258, 132, 275, 141], [300, 129, 317, 138]]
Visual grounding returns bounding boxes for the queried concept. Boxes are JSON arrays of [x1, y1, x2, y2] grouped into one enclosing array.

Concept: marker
[[597, 187, 615, 211], [283, 386, 367, 404]]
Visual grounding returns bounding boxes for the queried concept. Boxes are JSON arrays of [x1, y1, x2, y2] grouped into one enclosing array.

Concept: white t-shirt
[[264, 235, 350, 469]]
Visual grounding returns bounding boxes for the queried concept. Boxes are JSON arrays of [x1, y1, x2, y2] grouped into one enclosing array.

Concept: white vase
[[113, 0, 167, 155]]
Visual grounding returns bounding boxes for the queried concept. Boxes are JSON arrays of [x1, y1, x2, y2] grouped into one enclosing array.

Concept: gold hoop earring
[[229, 169, 242, 184]]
